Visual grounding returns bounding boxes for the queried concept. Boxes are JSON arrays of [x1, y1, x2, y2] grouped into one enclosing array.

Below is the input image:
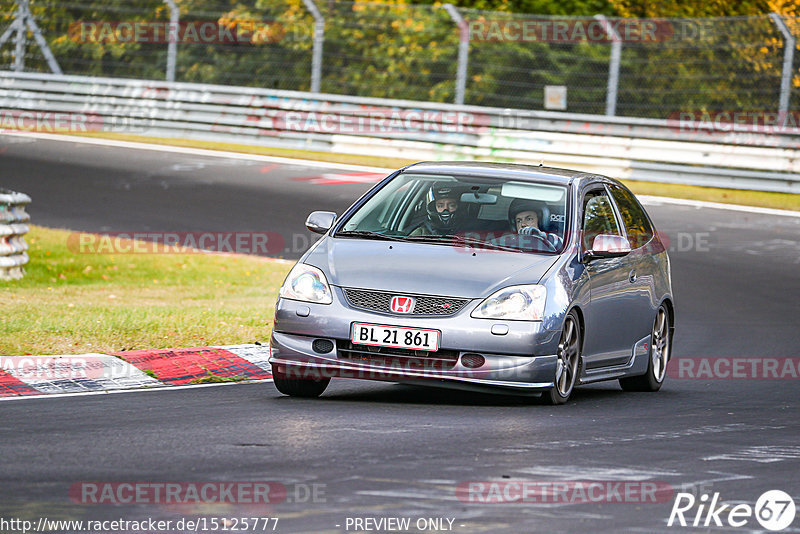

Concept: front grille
[[338, 341, 460, 371], [342, 288, 469, 317]]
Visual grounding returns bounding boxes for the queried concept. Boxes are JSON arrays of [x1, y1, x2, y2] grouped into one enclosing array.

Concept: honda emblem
[[390, 296, 415, 314]]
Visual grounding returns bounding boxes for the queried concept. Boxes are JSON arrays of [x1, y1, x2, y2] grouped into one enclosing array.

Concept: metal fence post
[[0, 0, 62, 74], [769, 12, 795, 118], [594, 14, 621, 117], [443, 4, 468, 106], [301, 0, 324, 93], [13, 0, 28, 71], [22, 1, 62, 74], [0, 19, 18, 48], [163, 0, 179, 82], [0, 14, 22, 65]]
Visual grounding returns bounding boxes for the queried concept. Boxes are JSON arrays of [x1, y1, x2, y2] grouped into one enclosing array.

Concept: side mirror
[[584, 234, 631, 261], [305, 211, 337, 234]]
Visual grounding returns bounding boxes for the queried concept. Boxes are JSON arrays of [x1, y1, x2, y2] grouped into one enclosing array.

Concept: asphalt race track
[[2, 134, 800, 533]]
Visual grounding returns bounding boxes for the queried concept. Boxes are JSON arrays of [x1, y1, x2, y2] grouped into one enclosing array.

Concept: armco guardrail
[[1, 71, 799, 193], [0, 189, 31, 281]]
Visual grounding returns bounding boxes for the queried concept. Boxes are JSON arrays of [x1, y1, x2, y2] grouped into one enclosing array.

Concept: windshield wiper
[[405, 234, 526, 253], [337, 232, 525, 253], [454, 235, 524, 253], [335, 230, 410, 242], [403, 234, 459, 245], [401, 234, 513, 252]]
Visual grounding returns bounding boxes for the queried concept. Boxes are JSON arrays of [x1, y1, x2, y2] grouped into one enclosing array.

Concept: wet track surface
[[2, 134, 800, 533]]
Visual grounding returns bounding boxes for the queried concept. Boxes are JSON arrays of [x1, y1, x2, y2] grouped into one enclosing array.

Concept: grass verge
[[68, 131, 414, 170], [0, 225, 292, 356], [622, 181, 800, 211], [60, 131, 800, 212], [189, 370, 247, 384]]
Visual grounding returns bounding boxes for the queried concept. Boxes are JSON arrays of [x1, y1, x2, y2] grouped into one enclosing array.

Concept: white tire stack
[[0, 189, 31, 280]]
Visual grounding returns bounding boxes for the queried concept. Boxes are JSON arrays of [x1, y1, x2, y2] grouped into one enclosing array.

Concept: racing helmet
[[426, 181, 466, 231]]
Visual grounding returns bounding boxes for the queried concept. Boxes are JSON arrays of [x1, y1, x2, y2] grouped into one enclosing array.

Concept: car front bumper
[[268, 293, 562, 394]]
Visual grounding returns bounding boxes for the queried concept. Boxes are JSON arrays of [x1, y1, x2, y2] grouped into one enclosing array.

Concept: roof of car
[[401, 161, 612, 186]]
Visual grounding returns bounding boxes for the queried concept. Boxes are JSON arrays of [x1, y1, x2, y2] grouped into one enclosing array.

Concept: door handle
[[629, 270, 637, 283]]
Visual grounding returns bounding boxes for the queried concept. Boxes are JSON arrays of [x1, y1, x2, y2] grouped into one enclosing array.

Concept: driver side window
[[582, 189, 621, 250]]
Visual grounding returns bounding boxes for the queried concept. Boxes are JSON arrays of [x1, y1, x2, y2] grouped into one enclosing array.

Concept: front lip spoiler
[[269, 357, 555, 391]]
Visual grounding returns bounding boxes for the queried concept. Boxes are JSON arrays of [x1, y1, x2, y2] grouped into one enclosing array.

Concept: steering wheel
[[489, 231, 557, 252], [519, 229, 557, 252]]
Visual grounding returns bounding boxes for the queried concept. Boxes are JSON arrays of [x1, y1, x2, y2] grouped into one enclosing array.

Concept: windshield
[[336, 173, 569, 254]]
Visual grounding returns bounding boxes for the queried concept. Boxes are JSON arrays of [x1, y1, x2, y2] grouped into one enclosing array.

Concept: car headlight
[[471, 284, 547, 321], [279, 263, 332, 304]]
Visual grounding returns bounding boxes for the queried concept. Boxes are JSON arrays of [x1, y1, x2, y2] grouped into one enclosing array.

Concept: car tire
[[619, 304, 671, 392], [272, 365, 330, 398], [540, 310, 582, 405]]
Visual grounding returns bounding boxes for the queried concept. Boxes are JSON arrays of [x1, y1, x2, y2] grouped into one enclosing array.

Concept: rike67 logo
[[668, 490, 796, 531]]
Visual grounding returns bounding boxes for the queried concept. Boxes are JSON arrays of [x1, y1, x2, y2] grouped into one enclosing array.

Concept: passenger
[[508, 198, 563, 250], [410, 182, 466, 236]]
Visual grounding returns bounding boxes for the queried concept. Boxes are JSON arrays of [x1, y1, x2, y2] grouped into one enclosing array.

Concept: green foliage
[[21, 0, 169, 80], [189, 369, 246, 383], [421, 0, 617, 16], [609, 0, 773, 18], [1, 0, 794, 118]]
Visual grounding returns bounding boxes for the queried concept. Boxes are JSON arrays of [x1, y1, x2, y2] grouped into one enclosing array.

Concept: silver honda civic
[[269, 162, 674, 404]]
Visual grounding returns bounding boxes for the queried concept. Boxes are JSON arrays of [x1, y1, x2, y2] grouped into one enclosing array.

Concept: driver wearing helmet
[[410, 182, 466, 236], [508, 198, 563, 250]]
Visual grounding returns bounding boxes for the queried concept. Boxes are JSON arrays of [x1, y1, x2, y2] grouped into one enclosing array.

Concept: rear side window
[[608, 185, 654, 249]]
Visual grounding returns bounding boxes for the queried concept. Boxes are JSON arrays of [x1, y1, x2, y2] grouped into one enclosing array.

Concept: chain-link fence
[[617, 15, 788, 118], [1, 0, 799, 119]]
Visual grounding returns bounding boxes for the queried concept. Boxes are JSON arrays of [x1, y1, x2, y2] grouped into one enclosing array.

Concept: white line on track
[[0, 131, 391, 173], [4, 131, 799, 218], [638, 195, 800, 218]]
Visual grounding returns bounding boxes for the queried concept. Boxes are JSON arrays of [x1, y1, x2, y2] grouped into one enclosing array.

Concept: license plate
[[351, 323, 440, 351]]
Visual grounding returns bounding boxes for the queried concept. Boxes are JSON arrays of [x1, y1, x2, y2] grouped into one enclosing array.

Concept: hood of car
[[303, 237, 559, 298]]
